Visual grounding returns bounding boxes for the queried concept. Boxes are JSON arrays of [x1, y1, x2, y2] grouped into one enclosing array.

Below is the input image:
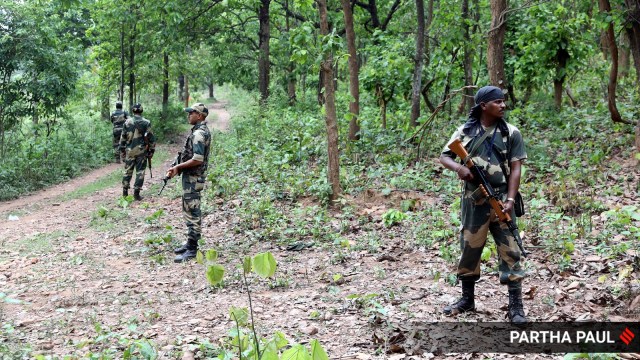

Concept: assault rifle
[[158, 152, 182, 195], [448, 138, 527, 257]]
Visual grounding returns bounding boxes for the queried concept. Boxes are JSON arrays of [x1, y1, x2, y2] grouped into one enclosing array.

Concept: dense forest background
[[1, 0, 640, 358], [1, 0, 639, 201]]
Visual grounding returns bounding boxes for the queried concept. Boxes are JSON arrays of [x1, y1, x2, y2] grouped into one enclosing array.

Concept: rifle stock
[[447, 139, 527, 257]]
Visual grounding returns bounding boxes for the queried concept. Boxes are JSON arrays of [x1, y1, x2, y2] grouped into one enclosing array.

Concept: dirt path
[[0, 100, 636, 359]]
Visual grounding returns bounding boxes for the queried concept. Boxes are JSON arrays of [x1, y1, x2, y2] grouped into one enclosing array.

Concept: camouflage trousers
[[457, 191, 525, 285], [182, 174, 206, 250], [113, 127, 123, 161], [122, 155, 147, 191]]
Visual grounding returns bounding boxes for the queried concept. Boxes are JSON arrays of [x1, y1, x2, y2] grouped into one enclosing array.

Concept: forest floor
[[1, 100, 639, 360]]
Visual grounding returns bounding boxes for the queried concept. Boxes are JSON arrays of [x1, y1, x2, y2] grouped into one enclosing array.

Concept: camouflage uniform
[[119, 114, 156, 191], [110, 109, 128, 162], [180, 122, 211, 250], [441, 120, 527, 285]]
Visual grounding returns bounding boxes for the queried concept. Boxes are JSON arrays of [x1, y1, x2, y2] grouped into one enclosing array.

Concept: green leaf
[[261, 349, 279, 360], [206, 264, 225, 285], [310, 339, 329, 360], [243, 256, 252, 274], [281, 344, 310, 360], [205, 249, 218, 262], [481, 247, 491, 262], [274, 331, 289, 348], [196, 250, 204, 265], [252, 252, 277, 278], [229, 306, 249, 327]]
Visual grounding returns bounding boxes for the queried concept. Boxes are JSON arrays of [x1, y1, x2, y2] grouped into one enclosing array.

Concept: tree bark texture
[[162, 53, 169, 121], [128, 34, 135, 110], [488, 0, 507, 88], [318, 0, 342, 201], [554, 48, 569, 110], [410, 0, 426, 126], [619, 30, 631, 78], [341, 0, 361, 139], [185, 75, 190, 108], [119, 25, 125, 102], [178, 75, 185, 101], [462, 0, 475, 112], [258, 0, 271, 103], [285, 0, 297, 106], [624, 0, 640, 90], [599, 0, 623, 123]]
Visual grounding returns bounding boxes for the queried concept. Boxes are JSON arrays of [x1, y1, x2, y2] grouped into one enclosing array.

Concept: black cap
[[115, 101, 123, 109], [132, 103, 143, 113]]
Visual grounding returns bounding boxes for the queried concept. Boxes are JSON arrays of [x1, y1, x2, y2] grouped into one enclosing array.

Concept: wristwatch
[[506, 197, 515, 203]]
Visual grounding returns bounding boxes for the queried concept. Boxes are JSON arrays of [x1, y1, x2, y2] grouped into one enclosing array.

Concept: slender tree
[[624, 0, 640, 90], [341, 0, 360, 140], [462, 0, 474, 112], [488, 0, 507, 88], [598, 0, 635, 127], [318, 0, 342, 202], [258, 0, 271, 103], [410, 0, 426, 126]]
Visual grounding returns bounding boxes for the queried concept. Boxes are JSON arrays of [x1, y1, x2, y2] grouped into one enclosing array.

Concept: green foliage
[[252, 252, 278, 278], [381, 209, 407, 228]]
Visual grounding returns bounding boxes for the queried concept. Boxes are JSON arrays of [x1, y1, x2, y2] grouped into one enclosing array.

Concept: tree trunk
[[553, 80, 563, 110], [317, 69, 325, 105], [599, 0, 623, 123], [128, 36, 135, 110], [208, 83, 214, 98], [554, 48, 569, 110], [185, 75, 190, 108], [119, 24, 125, 102], [624, 0, 640, 91], [620, 30, 631, 78], [162, 53, 169, 121], [565, 86, 579, 107], [488, 0, 507, 88], [410, 0, 426, 127], [341, 0, 361, 139], [258, 0, 271, 103], [462, 0, 474, 112], [285, 0, 297, 106], [101, 96, 110, 121], [318, 0, 342, 202], [178, 75, 185, 101]]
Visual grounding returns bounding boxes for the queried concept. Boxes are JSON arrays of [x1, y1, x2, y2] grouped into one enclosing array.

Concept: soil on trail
[[0, 100, 637, 359]]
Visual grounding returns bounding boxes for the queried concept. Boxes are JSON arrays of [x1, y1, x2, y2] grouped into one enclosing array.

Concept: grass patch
[[58, 148, 171, 201], [0, 230, 70, 262]]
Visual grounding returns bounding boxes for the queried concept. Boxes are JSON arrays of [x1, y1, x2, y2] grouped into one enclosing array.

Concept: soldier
[[165, 103, 211, 263], [110, 101, 128, 163], [439, 85, 528, 324], [119, 103, 155, 201]]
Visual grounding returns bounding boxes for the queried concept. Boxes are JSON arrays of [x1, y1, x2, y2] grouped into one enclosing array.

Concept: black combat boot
[[507, 287, 528, 325], [443, 280, 476, 315], [133, 189, 143, 201], [173, 244, 188, 254], [123, 188, 128, 197], [174, 249, 197, 263], [174, 238, 197, 263]]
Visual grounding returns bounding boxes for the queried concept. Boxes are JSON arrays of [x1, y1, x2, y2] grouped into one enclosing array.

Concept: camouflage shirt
[[441, 120, 527, 190], [119, 115, 156, 158], [181, 122, 211, 176], [110, 110, 128, 128]]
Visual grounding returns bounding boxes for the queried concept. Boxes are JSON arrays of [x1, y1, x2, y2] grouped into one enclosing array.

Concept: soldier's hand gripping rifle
[[158, 152, 182, 195], [448, 138, 527, 257]]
